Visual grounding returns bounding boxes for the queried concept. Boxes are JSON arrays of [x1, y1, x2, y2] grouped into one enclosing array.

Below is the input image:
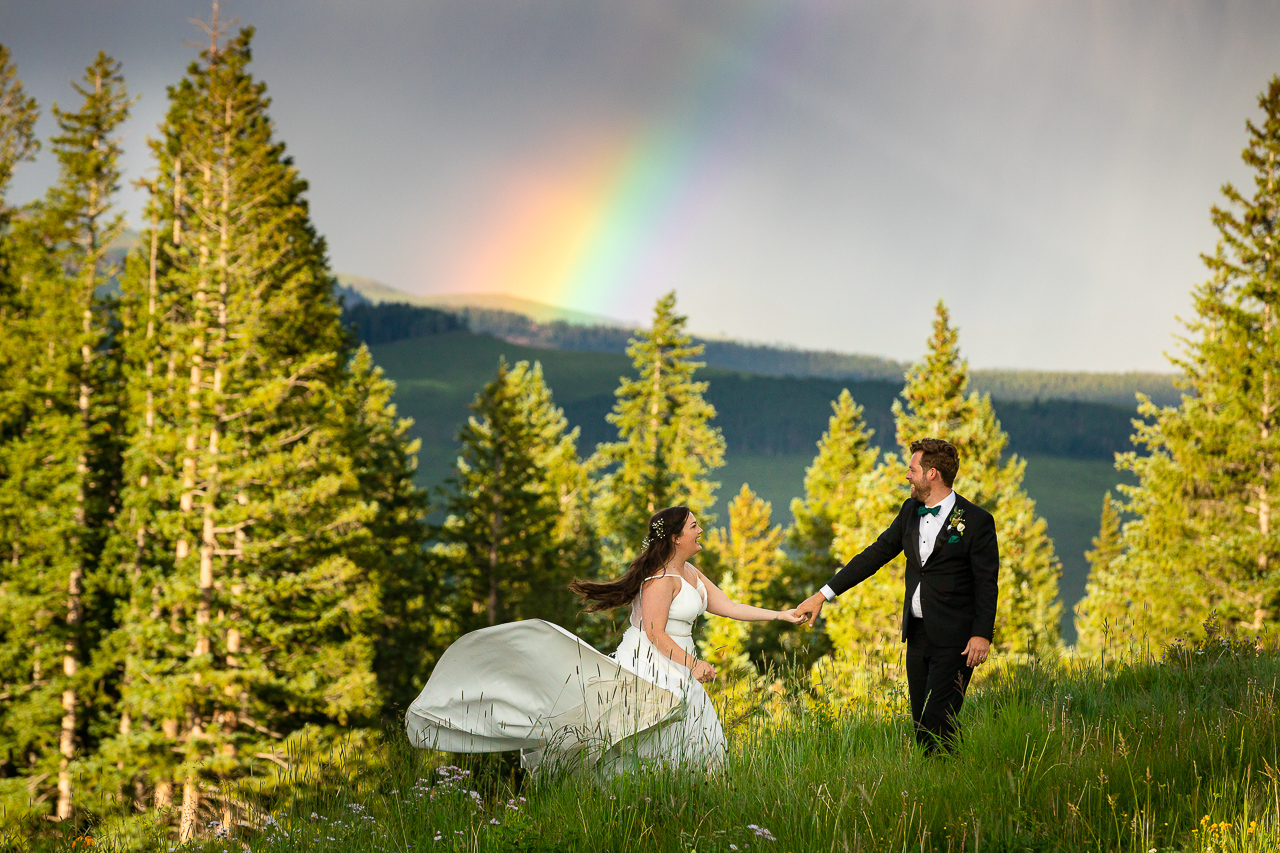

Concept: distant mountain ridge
[[336, 275, 1183, 407]]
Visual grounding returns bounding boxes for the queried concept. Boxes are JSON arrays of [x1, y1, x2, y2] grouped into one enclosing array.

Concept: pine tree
[[822, 302, 1061, 693], [435, 359, 593, 638], [700, 484, 785, 671], [591, 291, 726, 569], [782, 390, 880, 663], [0, 52, 131, 820], [0, 44, 39, 301], [97, 27, 427, 838], [0, 40, 41, 814], [1076, 77, 1280, 652], [1073, 492, 1128, 653]]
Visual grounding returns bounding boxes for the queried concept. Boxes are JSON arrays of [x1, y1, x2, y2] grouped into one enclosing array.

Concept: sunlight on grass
[[17, 628, 1280, 852]]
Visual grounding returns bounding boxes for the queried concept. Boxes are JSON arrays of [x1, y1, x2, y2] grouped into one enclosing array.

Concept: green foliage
[[700, 484, 786, 672], [1078, 76, 1280, 654], [51, 29, 432, 837], [435, 359, 595, 638], [590, 292, 725, 569], [0, 51, 132, 820], [1074, 491, 1128, 652]]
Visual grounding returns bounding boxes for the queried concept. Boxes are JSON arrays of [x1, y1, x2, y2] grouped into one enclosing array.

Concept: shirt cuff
[[819, 584, 836, 601]]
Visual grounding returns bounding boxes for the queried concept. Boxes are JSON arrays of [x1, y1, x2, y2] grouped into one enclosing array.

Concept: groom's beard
[[910, 482, 929, 502]]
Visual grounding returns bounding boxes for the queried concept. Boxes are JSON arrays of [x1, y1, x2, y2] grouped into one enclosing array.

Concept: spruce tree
[[0, 52, 130, 820], [98, 28, 427, 838], [436, 359, 593, 638], [782, 390, 879, 662], [823, 302, 1061, 692], [591, 291, 725, 568], [0, 43, 39, 299], [0, 43, 40, 799], [1076, 77, 1280, 652], [700, 484, 785, 672], [1073, 492, 1128, 653]]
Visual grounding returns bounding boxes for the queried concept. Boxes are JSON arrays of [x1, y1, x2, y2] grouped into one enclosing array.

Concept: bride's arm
[[639, 576, 702, 669], [693, 567, 804, 623]]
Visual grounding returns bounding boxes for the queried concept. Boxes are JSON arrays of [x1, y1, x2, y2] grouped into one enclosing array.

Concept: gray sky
[[4, 1, 1279, 370]]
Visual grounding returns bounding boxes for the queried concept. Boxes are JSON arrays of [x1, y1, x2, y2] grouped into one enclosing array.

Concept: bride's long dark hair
[[570, 505, 690, 612]]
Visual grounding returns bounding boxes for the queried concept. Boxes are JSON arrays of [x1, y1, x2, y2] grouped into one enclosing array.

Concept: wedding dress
[[405, 568, 726, 774]]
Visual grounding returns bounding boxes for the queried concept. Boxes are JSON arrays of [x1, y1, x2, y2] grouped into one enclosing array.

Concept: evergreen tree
[[823, 302, 1061, 693], [436, 359, 593, 638], [700, 484, 785, 671], [0, 44, 39, 300], [591, 292, 725, 569], [1077, 77, 1280, 652], [0, 40, 40, 813], [97, 29, 427, 839], [0, 52, 130, 820], [1073, 492, 1128, 653], [782, 390, 879, 663]]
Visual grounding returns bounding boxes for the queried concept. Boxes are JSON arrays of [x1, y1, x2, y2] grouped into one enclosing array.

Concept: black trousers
[[905, 615, 973, 754]]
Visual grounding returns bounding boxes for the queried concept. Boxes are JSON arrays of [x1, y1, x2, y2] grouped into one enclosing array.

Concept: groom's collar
[[921, 489, 956, 513]]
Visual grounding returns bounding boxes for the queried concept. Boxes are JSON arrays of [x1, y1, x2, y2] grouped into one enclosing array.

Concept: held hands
[[963, 636, 991, 667], [794, 592, 827, 627], [691, 659, 717, 683], [774, 608, 806, 624]]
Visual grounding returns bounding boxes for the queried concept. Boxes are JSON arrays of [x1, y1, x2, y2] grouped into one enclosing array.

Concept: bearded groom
[[794, 438, 999, 754]]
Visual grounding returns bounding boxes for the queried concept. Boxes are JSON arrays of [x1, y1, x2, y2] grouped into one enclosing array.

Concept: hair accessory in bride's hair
[[641, 517, 667, 550]]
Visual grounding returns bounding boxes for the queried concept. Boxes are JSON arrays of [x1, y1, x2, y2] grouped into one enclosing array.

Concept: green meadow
[[33, 633, 1280, 852], [367, 331, 1135, 643]]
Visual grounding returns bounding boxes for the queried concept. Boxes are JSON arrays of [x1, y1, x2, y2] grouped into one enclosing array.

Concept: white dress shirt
[[820, 491, 956, 614]]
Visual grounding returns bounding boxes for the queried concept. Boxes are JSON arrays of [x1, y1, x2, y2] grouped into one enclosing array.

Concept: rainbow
[[432, 2, 820, 320]]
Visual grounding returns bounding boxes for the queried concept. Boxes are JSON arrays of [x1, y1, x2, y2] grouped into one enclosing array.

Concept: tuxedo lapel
[[908, 503, 923, 569]]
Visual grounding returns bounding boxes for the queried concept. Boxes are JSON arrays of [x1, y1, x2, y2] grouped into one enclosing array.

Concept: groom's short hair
[[910, 438, 959, 487]]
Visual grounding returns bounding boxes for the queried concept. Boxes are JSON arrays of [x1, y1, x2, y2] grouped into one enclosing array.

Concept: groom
[[794, 438, 998, 754]]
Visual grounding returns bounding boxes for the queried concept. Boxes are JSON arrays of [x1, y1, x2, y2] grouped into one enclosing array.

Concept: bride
[[405, 505, 804, 774]]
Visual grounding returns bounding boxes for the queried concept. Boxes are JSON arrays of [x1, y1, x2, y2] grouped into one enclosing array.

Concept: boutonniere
[[947, 508, 966, 543]]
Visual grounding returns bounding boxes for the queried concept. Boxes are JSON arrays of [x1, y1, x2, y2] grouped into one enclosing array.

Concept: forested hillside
[[338, 281, 1183, 406]]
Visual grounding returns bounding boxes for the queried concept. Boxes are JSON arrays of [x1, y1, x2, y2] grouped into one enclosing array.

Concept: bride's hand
[[774, 608, 806, 624], [691, 660, 717, 683]]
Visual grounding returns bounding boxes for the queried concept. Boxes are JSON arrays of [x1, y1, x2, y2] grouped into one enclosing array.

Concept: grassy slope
[[50, 647, 1280, 851], [371, 333, 1135, 645]]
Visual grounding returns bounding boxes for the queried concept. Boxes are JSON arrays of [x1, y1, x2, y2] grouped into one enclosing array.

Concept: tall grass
[[14, 630, 1280, 852]]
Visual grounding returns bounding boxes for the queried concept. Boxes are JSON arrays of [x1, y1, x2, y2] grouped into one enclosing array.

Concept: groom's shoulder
[[955, 493, 994, 524]]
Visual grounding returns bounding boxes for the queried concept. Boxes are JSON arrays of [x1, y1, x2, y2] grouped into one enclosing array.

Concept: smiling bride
[[405, 505, 804, 775]]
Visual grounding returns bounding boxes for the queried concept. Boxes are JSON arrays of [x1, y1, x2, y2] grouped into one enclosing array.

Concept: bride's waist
[[616, 625, 695, 655]]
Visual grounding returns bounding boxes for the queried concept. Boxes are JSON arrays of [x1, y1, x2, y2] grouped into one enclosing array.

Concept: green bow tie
[[917, 505, 941, 517]]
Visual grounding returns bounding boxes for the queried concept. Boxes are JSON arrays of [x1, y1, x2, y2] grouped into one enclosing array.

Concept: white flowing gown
[[405, 568, 726, 774]]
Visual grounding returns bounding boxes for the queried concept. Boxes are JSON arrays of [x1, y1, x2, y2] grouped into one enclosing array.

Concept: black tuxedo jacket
[[827, 493, 999, 647]]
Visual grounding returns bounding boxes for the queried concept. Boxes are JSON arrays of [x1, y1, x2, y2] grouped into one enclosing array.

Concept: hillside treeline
[[340, 288, 1182, 407], [341, 302, 1141, 461]]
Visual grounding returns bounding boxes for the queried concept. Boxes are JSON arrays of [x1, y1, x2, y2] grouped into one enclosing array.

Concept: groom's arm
[[797, 502, 909, 626], [968, 509, 1000, 641], [822, 500, 910, 598]]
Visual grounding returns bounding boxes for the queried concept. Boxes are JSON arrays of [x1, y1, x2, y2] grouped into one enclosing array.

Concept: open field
[[30, 637, 1280, 852]]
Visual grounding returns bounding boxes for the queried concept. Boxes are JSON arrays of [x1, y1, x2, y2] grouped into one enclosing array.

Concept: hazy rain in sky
[[5, 0, 1280, 370]]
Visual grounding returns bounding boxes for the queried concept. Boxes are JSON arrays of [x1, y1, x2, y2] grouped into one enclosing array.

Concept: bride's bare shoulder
[[640, 571, 681, 595]]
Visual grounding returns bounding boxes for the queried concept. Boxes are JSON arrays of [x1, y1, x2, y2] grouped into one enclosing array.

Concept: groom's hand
[[795, 592, 826, 627], [964, 636, 991, 667]]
